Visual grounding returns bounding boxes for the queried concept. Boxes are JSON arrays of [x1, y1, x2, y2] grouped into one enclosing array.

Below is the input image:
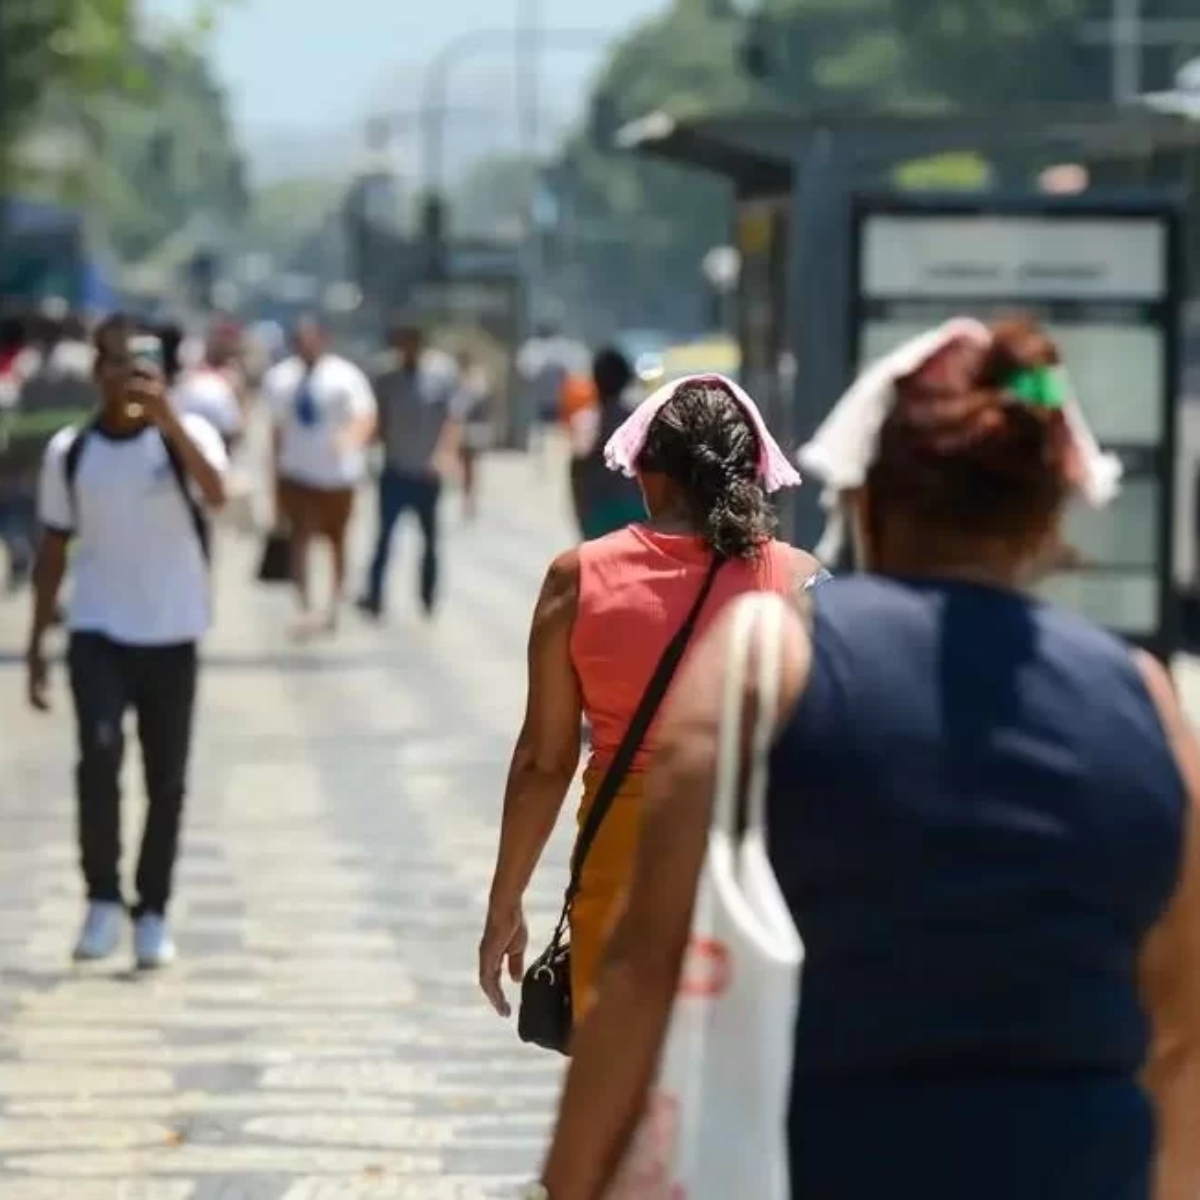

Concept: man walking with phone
[[25, 314, 227, 969]]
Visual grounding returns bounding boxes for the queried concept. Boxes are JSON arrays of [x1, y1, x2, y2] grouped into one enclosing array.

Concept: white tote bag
[[608, 595, 804, 1200]]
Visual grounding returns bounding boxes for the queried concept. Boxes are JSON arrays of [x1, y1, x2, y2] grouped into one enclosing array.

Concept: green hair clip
[[1004, 365, 1066, 410]]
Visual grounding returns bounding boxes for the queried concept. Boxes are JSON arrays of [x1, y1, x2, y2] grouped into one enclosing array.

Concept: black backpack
[[63, 420, 210, 562]]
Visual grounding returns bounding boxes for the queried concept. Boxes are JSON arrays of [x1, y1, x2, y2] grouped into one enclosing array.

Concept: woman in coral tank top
[[479, 374, 825, 1023]]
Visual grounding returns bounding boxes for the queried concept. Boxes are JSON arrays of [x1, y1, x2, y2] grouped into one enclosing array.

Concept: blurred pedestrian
[[263, 317, 376, 637], [171, 327, 244, 452], [455, 348, 493, 522], [568, 346, 646, 540], [517, 320, 586, 467], [357, 319, 464, 621], [25, 314, 227, 970]]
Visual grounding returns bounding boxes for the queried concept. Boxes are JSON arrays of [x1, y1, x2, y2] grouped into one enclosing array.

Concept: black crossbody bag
[[518, 553, 725, 1055]]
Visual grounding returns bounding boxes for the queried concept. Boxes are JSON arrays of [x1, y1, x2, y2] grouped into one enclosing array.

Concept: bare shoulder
[[545, 547, 581, 597], [532, 548, 582, 633], [784, 544, 824, 585], [1132, 649, 1181, 724], [1131, 649, 1200, 800]]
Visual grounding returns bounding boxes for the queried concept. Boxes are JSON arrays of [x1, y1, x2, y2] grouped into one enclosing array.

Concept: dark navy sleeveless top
[[767, 575, 1187, 1200]]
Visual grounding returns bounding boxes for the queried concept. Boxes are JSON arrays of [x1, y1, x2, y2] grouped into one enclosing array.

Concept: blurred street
[[0, 451, 580, 1200]]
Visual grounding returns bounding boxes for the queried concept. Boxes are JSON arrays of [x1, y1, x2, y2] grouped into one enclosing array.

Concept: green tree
[[888, 0, 1196, 108], [2, 1, 244, 257], [0, 0, 140, 183], [86, 40, 249, 260], [551, 0, 912, 335]]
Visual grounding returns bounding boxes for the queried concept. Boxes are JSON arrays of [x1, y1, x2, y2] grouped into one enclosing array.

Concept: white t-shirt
[[264, 354, 376, 489], [38, 416, 228, 646], [171, 368, 243, 438]]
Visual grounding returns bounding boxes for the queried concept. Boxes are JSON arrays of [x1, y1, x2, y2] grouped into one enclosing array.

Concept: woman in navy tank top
[[533, 317, 1200, 1200]]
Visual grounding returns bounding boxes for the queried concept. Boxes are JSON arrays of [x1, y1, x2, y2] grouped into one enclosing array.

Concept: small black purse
[[518, 554, 725, 1055]]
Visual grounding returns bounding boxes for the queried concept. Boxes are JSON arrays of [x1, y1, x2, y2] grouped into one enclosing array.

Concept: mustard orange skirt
[[569, 764, 646, 1020]]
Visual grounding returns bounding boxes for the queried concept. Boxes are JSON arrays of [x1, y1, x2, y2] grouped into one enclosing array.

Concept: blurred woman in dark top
[[568, 347, 647, 541], [536, 316, 1200, 1200]]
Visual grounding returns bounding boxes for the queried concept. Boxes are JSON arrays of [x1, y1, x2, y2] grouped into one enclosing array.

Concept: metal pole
[[1113, 0, 1142, 105]]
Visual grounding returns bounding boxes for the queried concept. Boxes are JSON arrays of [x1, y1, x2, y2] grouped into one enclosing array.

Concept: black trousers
[[365, 466, 441, 611], [67, 632, 198, 918]]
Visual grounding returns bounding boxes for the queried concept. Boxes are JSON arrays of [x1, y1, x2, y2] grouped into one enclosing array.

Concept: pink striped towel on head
[[603, 372, 801, 493]]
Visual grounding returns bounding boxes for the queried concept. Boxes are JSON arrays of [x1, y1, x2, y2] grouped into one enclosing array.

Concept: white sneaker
[[72, 901, 125, 962], [133, 913, 176, 970]]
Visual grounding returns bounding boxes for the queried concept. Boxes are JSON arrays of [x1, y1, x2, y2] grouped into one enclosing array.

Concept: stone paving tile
[[0, 454, 576, 1197]]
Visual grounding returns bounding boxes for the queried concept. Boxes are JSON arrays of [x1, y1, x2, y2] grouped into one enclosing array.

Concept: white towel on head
[[796, 318, 1123, 564]]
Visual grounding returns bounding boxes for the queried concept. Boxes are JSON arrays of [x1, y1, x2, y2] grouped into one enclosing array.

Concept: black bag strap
[[63, 417, 96, 512], [159, 433, 211, 563], [560, 553, 725, 918], [63, 419, 210, 563]]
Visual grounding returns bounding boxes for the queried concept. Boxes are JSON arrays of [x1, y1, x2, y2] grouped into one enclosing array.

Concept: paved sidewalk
[[0, 452, 581, 1200]]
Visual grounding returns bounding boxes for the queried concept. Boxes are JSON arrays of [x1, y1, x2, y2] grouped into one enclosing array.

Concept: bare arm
[[25, 529, 68, 711], [27, 529, 67, 654], [786, 544, 824, 596], [1134, 650, 1200, 1200], [431, 416, 463, 472], [479, 550, 585, 1016], [540, 593, 811, 1200], [487, 549, 584, 911]]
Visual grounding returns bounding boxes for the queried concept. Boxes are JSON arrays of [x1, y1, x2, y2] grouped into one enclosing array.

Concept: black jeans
[[67, 633, 198, 918], [365, 466, 441, 612]]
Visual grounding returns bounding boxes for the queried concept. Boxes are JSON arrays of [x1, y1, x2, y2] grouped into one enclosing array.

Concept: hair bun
[[870, 314, 1073, 547]]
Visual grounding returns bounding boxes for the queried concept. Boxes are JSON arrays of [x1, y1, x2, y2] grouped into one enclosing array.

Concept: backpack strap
[[62, 419, 97, 535], [159, 431, 211, 563]]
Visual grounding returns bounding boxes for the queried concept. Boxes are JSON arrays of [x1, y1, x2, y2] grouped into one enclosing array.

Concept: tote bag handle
[[712, 595, 785, 840]]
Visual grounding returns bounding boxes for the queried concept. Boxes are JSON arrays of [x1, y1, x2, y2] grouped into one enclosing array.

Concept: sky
[[147, 0, 666, 175]]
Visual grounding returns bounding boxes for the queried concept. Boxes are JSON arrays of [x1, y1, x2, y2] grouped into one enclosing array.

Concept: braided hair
[[637, 379, 776, 559]]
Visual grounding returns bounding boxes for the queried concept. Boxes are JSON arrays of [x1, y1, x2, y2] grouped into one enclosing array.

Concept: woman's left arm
[[480, 549, 585, 1017], [539, 594, 811, 1200]]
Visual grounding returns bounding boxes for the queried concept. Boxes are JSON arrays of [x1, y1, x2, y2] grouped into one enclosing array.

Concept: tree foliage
[[1, 1, 246, 262], [550, 0, 910, 336], [889, 0, 1197, 108], [0, 0, 140, 175]]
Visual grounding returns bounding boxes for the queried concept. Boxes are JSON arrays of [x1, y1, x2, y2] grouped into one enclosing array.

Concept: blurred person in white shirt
[[170, 331, 244, 451], [263, 317, 376, 636], [455, 348, 494, 521]]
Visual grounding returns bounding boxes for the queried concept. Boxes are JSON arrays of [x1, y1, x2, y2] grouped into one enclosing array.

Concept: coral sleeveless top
[[570, 524, 794, 772]]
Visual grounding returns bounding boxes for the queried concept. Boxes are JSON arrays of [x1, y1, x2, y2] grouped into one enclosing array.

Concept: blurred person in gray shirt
[[358, 319, 465, 620]]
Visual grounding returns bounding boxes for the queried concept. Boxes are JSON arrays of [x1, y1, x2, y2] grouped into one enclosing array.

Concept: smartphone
[[128, 334, 164, 374]]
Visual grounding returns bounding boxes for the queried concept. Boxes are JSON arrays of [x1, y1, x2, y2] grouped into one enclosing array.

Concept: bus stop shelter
[[619, 103, 1200, 657]]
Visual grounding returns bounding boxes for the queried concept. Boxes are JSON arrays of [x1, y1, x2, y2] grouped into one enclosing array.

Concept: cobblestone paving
[[0, 454, 581, 1199]]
